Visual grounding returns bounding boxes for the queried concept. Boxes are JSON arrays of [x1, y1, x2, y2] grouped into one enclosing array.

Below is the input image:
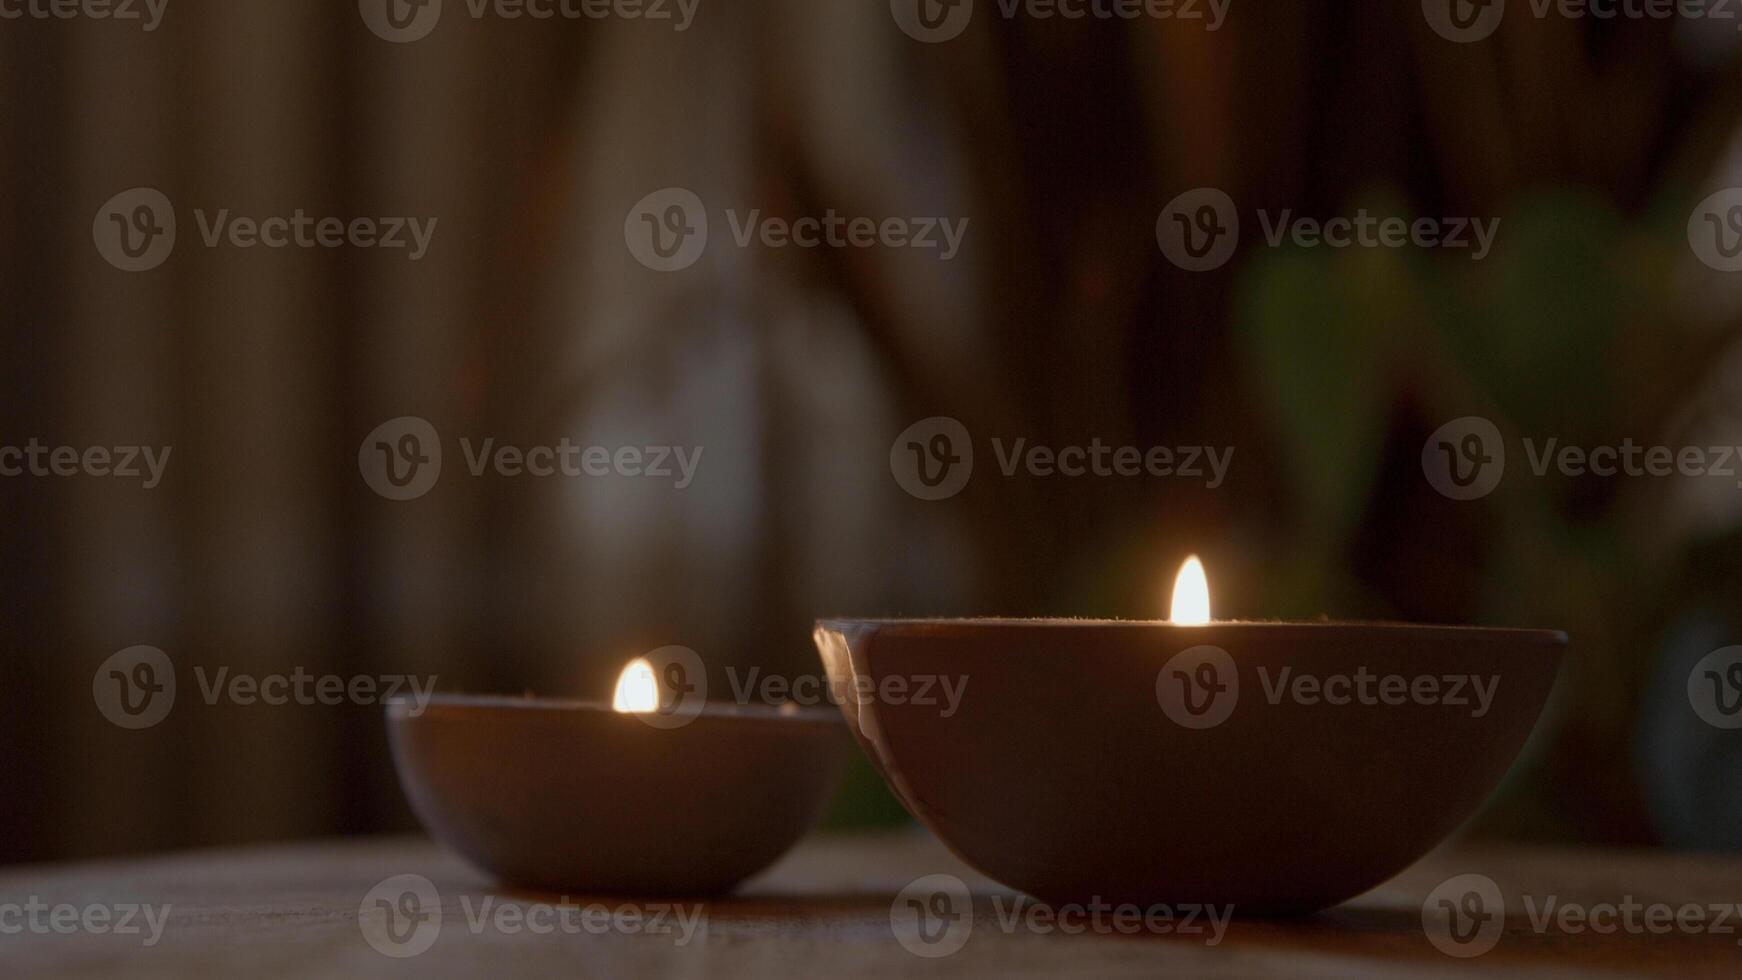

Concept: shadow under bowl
[[387, 695, 847, 896], [814, 619, 1565, 915]]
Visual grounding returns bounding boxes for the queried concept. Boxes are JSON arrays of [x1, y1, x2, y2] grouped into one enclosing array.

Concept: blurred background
[[3, 0, 1742, 863]]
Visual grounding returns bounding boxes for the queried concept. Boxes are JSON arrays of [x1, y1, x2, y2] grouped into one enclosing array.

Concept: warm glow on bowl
[[811, 617, 1566, 912], [612, 658, 659, 713], [1170, 555, 1211, 625]]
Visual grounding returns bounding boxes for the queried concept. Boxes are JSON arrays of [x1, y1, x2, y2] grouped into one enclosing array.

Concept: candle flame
[[1170, 556, 1211, 625], [612, 658, 660, 713]]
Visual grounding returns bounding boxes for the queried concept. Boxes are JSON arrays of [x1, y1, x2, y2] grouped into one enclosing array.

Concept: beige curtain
[[2, 3, 980, 860]]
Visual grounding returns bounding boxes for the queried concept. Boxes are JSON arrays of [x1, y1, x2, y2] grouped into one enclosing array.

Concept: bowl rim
[[816, 617, 1568, 644], [385, 693, 845, 727]]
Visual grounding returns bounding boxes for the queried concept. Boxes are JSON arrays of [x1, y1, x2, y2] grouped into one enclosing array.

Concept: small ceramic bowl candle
[[813, 558, 1566, 915], [387, 655, 847, 896]]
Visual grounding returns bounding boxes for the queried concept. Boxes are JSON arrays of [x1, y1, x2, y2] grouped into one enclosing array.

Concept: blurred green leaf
[[819, 752, 911, 830], [1235, 244, 1397, 548], [1431, 190, 1633, 437]]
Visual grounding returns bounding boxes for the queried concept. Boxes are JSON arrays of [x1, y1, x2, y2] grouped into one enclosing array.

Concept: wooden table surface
[[1, 832, 1737, 977]]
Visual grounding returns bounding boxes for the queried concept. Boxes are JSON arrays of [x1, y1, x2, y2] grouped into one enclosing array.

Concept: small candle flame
[[612, 658, 660, 713], [1170, 556, 1211, 625]]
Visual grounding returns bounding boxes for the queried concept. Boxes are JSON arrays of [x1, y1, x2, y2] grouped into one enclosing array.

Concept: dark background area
[[3, 2, 1742, 863]]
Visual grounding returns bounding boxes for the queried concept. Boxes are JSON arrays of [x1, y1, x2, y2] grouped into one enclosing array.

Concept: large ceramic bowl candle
[[813, 559, 1565, 915], [387, 655, 847, 896]]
